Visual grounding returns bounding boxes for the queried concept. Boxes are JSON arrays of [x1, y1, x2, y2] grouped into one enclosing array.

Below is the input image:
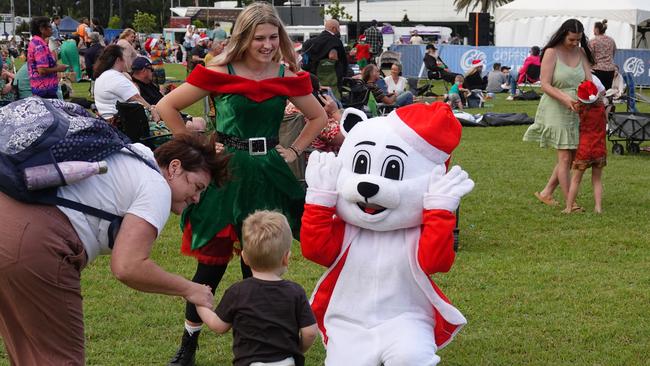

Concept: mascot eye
[[353, 151, 371, 174], [381, 156, 403, 180]]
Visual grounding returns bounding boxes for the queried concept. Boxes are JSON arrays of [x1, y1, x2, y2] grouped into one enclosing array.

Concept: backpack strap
[[40, 146, 161, 250], [39, 195, 123, 249]]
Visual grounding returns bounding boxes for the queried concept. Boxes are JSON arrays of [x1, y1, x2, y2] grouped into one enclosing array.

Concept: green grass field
[[2, 64, 650, 365]]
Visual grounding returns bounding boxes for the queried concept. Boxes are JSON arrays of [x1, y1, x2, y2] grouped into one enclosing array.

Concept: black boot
[[167, 329, 200, 366]]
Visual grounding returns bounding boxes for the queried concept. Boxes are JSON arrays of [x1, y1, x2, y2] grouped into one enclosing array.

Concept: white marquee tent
[[495, 0, 650, 49]]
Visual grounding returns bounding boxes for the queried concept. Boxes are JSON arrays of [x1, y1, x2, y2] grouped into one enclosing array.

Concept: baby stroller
[[376, 50, 401, 76]]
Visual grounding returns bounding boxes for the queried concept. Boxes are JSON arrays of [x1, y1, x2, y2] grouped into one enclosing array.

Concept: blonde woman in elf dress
[[523, 19, 594, 211], [157, 3, 327, 365]]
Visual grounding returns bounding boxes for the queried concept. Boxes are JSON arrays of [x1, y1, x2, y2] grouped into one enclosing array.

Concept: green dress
[[181, 64, 309, 254], [523, 58, 584, 149], [59, 40, 82, 82]]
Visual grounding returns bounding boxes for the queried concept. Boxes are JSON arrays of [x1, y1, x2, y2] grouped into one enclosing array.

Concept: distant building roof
[[337, 0, 476, 23], [170, 7, 242, 22]]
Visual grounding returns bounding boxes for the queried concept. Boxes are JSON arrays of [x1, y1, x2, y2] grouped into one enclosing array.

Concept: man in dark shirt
[[131, 57, 163, 104], [132, 57, 205, 130], [84, 32, 104, 81], [302, 19, 348, 89], [363, 20, 384, 63], [188, 35, 209, 73]]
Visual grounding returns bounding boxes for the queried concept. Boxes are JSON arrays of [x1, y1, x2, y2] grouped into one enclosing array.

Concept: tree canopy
[[453, 0, 511, 13]]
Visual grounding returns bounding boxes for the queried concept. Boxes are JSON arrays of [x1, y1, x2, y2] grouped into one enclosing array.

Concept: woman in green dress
[[59, 36, 82, 82], [523, 19, 594, 211], [157, 3, 327, 365]]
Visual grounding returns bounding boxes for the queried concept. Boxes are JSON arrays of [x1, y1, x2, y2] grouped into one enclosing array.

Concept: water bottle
[[24, 161, 108, 191]]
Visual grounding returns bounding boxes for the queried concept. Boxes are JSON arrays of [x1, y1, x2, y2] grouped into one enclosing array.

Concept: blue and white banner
[[389, 45, 650, 86]]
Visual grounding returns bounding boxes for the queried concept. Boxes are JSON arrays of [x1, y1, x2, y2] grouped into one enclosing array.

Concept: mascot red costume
[[301, 102, 474, 365]]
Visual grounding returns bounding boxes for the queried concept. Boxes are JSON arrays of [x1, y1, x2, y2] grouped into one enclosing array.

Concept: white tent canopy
[[495, 0, 650, 48]]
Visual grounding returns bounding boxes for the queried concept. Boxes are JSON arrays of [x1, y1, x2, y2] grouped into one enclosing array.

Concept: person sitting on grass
[[197, 210, 318, 366], [463, 59, 487, 91], [486, 62, 508, 94], [448, 74, 469, 110]]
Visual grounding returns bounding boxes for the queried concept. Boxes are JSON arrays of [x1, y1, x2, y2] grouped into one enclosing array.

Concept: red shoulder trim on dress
[[186, 65, 313, 102]]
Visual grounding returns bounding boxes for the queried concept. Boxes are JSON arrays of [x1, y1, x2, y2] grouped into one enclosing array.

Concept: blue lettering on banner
[[390, 45, 650, 86]]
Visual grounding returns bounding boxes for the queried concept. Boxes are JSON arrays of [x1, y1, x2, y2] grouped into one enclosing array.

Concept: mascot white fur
[[300, 102, 474, 365]]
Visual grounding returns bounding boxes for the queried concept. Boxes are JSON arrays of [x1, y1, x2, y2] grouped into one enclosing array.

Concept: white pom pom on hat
[[387, 102, 462, 163]]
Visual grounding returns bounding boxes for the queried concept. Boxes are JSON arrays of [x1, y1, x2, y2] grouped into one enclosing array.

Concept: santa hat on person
[[388, 102, 462, 163], [199, 33, 210, 42], [577, 80, 599, 104], [470, 59, 484, 68], [144, 37, 158, 52], [358, 35, 366, 42]]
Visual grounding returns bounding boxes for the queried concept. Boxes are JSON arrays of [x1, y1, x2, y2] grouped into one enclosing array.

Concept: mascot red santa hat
[[301, 102, 474, 366]]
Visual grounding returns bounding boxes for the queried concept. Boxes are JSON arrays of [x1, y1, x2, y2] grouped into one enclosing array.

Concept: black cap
[[132, 57, 152, 71]]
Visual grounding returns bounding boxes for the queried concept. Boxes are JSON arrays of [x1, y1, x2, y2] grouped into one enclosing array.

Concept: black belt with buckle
[[217, 132, 279, 156]]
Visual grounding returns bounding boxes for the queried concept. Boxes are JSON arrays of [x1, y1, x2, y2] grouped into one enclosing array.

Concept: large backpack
[[0, 97, 158, 248]]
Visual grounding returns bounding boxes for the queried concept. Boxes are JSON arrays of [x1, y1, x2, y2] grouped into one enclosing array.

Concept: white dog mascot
[[300, 102, 474, 365]]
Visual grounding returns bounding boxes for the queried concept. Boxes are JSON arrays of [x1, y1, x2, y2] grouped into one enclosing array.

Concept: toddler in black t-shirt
[[197, 210, 318, 366]]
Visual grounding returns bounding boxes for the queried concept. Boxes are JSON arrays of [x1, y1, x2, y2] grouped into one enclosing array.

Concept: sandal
[[534, 192, 559, 206], [561, 205, 585, 214]]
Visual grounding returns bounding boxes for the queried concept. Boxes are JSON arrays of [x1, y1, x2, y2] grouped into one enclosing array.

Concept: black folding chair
[[521, 64, 541, 92], [115, 101, 172, 150], [340, 77, 370, 110]]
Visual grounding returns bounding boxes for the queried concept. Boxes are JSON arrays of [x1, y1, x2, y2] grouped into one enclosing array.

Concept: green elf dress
[[181, 64, 312, 264]]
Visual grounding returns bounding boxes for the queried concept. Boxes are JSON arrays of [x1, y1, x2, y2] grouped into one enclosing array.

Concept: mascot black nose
[[357, 182, 379, 199]]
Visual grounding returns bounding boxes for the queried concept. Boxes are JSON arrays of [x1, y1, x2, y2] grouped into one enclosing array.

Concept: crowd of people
[[0, 5, 622, 365]]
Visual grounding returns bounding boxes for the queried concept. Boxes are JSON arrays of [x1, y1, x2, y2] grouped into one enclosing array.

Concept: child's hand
[[196, 305, 232, 334]]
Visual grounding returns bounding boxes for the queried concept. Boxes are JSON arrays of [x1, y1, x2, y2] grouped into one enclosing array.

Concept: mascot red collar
[[301, 102, 474, 366]]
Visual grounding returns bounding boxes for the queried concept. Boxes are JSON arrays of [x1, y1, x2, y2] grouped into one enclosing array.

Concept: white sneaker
[[506, 95, 514, 101]]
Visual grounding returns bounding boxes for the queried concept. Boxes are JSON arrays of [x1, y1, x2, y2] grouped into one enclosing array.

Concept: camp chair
[[520, 64, 541, 92], [115, 101, 172, 150], [340, 77, 370, 110], [317, 59, 341, 100]]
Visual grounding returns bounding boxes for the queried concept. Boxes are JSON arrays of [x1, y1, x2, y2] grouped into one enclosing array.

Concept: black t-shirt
[[133, 78, 163, 105], [215, 277, 316, 366], [188, 45, 207, 71]]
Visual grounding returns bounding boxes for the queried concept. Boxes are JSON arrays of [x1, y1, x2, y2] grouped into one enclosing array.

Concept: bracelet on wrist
[[288, 145, 300, 157]]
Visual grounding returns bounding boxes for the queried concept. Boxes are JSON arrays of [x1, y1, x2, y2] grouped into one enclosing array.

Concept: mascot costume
[[300, 102, 474, 365]]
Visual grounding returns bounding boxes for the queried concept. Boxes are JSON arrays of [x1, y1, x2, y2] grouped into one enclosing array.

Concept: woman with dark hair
[[523, 19, 595, 211], [93, 45, 158, 123], [589, 19, 617, 90], [0, 133, 227, 365], [27, 16, 68, 98], [507, 45, 542, 99]]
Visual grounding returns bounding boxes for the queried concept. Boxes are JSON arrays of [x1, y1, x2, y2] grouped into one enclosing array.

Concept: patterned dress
[[180, 64, 312, 264]]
